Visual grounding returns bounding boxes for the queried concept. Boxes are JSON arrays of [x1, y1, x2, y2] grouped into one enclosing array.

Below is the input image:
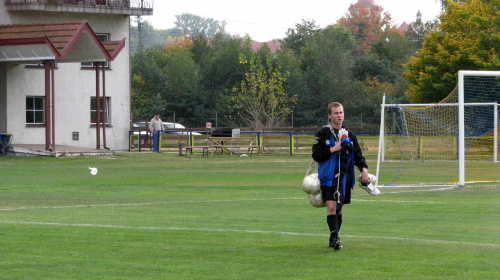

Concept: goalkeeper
[[312, 102, 370, 250]]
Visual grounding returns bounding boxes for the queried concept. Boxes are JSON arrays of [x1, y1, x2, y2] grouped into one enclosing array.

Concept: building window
[[26, 96, 45, 124], [81, 33, 110, 69], [90, 97, 110, 125]]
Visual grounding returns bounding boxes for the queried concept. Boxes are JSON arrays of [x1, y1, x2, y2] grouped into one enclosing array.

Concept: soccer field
[[0, 154, 498, 279]]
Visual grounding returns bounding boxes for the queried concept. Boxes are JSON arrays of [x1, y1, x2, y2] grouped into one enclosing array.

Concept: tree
[[190, 33, 252, 126], [174, 13, 226, 37], [231, 53, 297, 129], [280, 19, 320, 55], [439, 0, 467, 9], [297, 24, 358, 124], [337, 2, 392, 53], [130, 40, 203, 124], [161, 42, 204, 124], [404, 0, 500, 103], [352, 54, 396, 83], [131, 48, 168, 118], [368, 28, 422, 82], [274, 49, 310, 127]]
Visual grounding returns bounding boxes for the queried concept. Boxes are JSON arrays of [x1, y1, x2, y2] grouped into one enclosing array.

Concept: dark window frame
[[90, 96, 111, 126], [26, 96, 45, 126]]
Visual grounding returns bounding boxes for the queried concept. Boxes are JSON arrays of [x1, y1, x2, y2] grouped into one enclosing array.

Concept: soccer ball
[[89, 167, 98, 176], [357, 174, 380, 196], [302, 173, 326, 208], [302, 173, 321, 194], [308, 192, 326, 208]]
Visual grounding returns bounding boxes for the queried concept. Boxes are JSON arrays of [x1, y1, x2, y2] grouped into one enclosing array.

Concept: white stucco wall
[[1, 11, 133, 150]]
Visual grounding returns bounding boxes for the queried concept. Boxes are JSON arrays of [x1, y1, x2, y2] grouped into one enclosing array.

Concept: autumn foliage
[[337, 2, 392, 53], [404, 0, 500, 103]]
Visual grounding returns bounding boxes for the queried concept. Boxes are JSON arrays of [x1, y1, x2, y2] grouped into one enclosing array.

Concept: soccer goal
[[376, 70, 499, 187]]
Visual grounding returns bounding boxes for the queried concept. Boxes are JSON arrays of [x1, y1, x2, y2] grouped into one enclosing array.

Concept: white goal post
[[458, 71, 499, 186], [376, 70, 499, 187]]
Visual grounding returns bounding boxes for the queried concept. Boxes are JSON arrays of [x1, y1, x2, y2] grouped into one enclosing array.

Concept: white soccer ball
[[308, 193, 326, 208], [357, 174, 380, 196], [89, 167, 98, 176], [302, 173, 321, 194]]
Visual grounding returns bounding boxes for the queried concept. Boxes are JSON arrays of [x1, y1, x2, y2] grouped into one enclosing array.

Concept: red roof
[[397, 21, 410, 32], [251, 40, 281, 53], [0, 21, 125, 62]]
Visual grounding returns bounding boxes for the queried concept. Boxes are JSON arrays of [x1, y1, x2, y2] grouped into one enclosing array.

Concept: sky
[[144, 0, 443, 42]]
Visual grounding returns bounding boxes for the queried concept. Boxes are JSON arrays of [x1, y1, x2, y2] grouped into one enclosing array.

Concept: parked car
[[162, 122, 202, 135], [133, 122, 201, 135], [131, 123, 147, 135]]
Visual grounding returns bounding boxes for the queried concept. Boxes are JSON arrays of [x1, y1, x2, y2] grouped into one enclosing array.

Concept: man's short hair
[[327, 102, 343, 114]]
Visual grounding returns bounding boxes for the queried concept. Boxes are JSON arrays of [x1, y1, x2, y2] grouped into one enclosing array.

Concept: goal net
[[377, 71, 499, 187]]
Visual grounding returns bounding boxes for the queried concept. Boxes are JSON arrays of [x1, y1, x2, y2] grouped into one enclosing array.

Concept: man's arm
[[312, 128, 334, 162], [158, 119, 163, 131], [148, 120, 154, 133]]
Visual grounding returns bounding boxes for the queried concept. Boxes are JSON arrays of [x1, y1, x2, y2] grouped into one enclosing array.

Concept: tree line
[[131, 0, 499, 132]]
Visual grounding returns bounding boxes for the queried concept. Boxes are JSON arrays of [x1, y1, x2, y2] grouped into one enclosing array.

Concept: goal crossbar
[[384, 103, 498, 107]]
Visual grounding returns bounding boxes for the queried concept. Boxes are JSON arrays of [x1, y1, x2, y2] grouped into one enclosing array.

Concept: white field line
[[0, 220, 498, 248], [0, 198, 302, 211], [381, 181, 500, 187], [0, 199, 490, 211], [379, 186, 457, 191], [1, 194, 498, 211]]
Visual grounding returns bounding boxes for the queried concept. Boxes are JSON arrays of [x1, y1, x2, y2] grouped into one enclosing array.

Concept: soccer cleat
[[329, 238, 342, 250], [357, 174, 380, 196]]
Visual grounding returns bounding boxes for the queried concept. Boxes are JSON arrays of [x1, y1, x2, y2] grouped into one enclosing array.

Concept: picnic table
[[209, 137, 260, 156]]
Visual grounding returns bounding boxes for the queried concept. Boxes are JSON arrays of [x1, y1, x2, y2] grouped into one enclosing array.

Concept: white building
[[0, 1, 153, 152]]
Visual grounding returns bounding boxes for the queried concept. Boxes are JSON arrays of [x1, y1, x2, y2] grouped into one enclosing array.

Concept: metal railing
[[4, 0, 154, 11], [128, 130, 381, 157]]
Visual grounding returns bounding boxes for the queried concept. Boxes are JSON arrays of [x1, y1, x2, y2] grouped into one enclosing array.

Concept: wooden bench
[[247, 140, 261, 156], [184, 146, 211, 157], [130, 126, 153, 151]]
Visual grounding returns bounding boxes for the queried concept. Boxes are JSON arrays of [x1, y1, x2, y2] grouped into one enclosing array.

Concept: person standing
[[148, 113, 162, 133], [312, 102, 370, 250]]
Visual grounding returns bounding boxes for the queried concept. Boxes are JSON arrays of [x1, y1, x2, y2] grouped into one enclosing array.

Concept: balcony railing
[[4, 0, 154, 15]]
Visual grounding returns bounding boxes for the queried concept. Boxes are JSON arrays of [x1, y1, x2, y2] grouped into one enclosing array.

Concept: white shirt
[[149, 117, 162, 132]]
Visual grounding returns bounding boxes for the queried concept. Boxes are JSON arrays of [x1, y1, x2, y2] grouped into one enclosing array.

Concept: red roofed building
[[397, 21, 410, 32], [0, 1, 153, 152], [354, 1, 422, 35], [251, 40, 281, 56]]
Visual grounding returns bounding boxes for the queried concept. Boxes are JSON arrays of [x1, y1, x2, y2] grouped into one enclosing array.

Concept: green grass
[[0, 154, 499, 279]]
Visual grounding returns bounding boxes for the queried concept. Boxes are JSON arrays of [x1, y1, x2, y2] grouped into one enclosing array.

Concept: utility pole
[[137, 16, 143, 50]]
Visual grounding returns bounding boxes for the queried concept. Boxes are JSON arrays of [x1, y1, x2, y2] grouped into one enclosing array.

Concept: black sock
[[327, 215, 338, 239], [337, 214, 343, 233]]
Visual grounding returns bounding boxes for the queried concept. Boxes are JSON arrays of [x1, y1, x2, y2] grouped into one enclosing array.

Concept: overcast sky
[[144, 0, 443, 42]]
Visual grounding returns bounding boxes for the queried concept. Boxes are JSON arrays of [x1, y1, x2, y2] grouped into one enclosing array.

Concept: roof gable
[[0, 21, 125, 63], [398, 21, 410, 32]]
